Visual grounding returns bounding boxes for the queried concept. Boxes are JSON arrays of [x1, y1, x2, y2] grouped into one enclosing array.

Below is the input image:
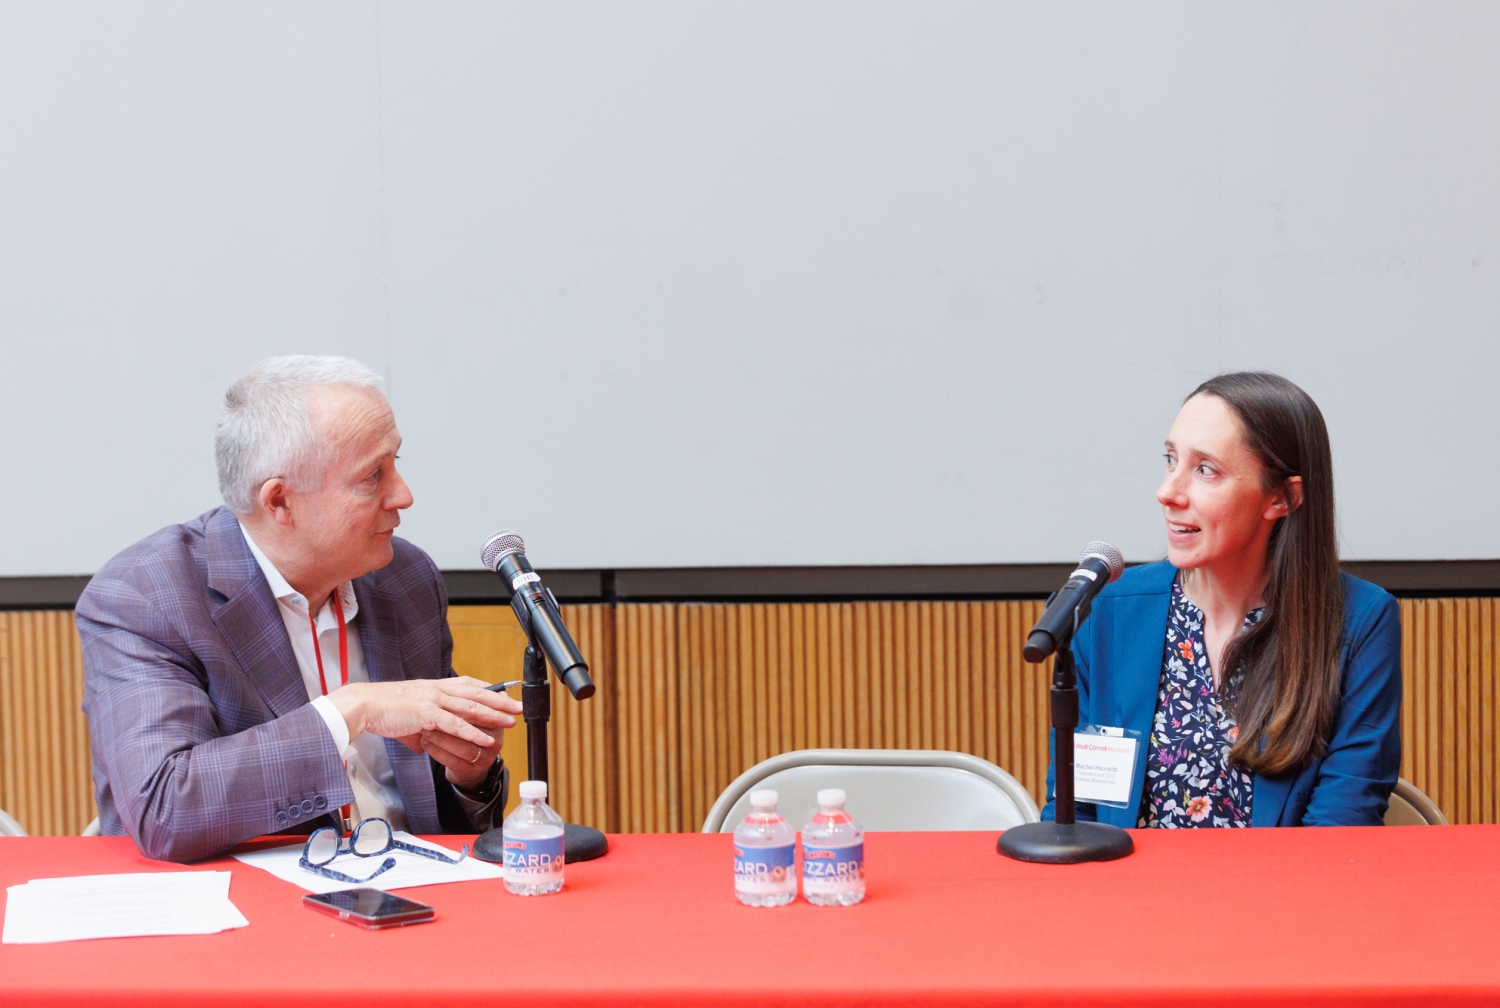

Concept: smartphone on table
[[303, 888, 435, 929]]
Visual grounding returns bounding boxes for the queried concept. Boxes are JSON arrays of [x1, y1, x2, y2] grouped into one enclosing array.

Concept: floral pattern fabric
[[1138, 575, 1264, 828]]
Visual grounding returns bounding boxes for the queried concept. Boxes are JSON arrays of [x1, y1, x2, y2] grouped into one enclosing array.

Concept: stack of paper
[[3, 871, 248, 944], [232, 831, 505, 893]]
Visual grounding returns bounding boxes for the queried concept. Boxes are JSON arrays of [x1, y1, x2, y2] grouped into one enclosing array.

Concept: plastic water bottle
[[801, 788, 864, 906], [501, 780, 565, 896], [733, 789, 797, 907]]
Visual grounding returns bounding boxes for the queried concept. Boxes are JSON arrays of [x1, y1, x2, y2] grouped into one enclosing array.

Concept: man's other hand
[[411, 727, 505, 792]]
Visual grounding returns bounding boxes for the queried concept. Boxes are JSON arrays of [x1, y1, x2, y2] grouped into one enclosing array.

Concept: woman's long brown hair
[[1191, 372, 1344, 776]]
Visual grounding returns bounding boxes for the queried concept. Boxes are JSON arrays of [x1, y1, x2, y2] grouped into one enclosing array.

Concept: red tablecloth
[[3, 827, 1500, 1006]]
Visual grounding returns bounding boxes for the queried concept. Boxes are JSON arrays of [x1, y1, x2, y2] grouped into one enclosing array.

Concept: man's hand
[[328, 677, 522, 752], [413, 728, 505, 792]]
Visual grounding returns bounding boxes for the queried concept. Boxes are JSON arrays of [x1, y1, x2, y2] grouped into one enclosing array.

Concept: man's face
[[283, 386, 413, 581]]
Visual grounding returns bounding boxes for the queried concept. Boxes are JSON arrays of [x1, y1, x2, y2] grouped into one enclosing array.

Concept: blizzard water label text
[[734, 843, 796, 893], [501, 834, 564, 881], [801, 843, 864, 893]]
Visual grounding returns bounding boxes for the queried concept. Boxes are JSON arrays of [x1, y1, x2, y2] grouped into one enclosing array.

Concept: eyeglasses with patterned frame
[[298, 817, 469, 884]]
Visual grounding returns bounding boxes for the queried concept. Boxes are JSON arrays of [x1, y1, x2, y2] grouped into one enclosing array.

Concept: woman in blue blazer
[[1043, 372, 1401, 828]]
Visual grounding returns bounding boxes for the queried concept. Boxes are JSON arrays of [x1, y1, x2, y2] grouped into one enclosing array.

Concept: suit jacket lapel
[[1094, 572, 1173, 829], [354, 578, 403, 686], [1111, 591, 1172, 739], [204, 509, 309, 718], [353, 576, 442, 834]]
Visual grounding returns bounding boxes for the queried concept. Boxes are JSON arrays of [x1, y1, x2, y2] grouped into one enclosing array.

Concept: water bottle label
[[501, 834, 564, 883], [801, 842, 864, 894], [733, 843, 796, 894]]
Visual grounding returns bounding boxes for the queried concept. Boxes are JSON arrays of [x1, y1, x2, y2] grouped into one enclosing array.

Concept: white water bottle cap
[[519, 780, 548, 801], [748, 789, 779, 809], [816, 788, 846, 808]]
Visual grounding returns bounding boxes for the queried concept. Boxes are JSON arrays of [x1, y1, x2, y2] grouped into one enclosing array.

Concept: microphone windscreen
[[479, 530, 526, 572], [1079, 541, 1124, 582]]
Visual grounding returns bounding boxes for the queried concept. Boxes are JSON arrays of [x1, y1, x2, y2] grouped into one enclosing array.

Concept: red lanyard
[[309, 591, 348, 696], [311, 591, 354, 830]]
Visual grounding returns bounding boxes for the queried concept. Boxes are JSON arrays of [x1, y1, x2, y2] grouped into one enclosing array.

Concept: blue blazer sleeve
[[1298, 581, 1403, 826]]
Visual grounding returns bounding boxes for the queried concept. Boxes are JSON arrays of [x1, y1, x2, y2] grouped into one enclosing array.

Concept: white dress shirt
[[239, 523, 408, 831]]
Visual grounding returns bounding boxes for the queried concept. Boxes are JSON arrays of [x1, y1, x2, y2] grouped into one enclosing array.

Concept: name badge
[[1074, 725, 1143, 809]]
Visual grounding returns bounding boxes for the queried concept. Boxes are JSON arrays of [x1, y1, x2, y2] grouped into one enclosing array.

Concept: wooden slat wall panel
[[6, 598, 1500, 834], [611, 601, 1052, 833], [552, 604, 614, 832], [0, 612, 95, 836], [1399, 598, 1500, 826], [614, 604, 680, 833]]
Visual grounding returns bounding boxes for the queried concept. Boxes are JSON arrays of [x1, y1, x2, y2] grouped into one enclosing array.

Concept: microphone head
[[479, 530, 526, 572], [1079, 541, 1124, 583]]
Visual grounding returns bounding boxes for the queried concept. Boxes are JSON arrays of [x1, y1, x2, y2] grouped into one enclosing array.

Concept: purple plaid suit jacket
[[77, 506, 483, 862]]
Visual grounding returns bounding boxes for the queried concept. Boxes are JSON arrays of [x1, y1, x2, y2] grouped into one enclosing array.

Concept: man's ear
[[1267, 475, 1303, 521], [257, 477, 295, 527]]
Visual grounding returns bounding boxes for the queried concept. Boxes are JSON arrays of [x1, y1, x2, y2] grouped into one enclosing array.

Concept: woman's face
[[1157, 394, 1296, 573]]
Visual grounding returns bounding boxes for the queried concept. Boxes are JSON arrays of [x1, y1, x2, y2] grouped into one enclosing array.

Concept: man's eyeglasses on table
[[299, 817, 470, 884]]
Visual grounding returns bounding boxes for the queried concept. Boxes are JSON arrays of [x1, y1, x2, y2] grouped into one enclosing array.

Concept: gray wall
[[1, 2, 1496, 576]]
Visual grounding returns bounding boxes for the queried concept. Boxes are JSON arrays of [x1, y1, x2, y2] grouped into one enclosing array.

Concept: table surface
[[3, 827, 1500, 1007]]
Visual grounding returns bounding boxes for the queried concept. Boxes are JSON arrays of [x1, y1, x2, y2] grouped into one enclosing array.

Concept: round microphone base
[[473, 823, 610, 864], [997, 820, 1134, 864], [564, 823, 610, 862], [472, 828, 505, 863]]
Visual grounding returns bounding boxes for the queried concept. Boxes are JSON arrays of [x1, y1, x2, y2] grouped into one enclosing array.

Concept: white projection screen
[[1, 2, 1497, 577]]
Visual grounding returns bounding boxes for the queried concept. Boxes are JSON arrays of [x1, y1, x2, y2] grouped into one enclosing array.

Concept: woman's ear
[[1267, 475, 1304, 521]]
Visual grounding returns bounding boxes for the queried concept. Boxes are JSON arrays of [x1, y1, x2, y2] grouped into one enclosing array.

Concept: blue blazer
[[1042, 561, 1402, 827]]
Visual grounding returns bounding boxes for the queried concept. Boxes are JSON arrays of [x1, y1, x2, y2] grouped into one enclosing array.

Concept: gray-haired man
[[78, 356, 521, 862]]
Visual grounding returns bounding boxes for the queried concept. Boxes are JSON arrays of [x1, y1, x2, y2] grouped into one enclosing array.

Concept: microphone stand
[[997, 609, 1134, 864], [473, 623, 609, 865]]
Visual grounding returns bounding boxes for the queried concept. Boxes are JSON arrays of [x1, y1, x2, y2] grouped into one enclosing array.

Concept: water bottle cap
[[817, 788, 846, 808], [748, 789, 779, 809], [519, 780, 548, 801]]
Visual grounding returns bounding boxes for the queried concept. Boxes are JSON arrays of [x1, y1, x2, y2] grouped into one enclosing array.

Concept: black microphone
[[479, 530, 595, 700], [1022, 542, 1125, 663]]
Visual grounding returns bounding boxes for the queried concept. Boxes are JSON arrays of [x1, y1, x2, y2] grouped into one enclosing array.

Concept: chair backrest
[[1385, 777, 1447, 826], [0, 809, 28, 837], [702, 749, 1040, 833]]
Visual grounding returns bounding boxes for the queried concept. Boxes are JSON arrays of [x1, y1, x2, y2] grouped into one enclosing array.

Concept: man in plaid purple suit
[[77, 356, 521, 862]]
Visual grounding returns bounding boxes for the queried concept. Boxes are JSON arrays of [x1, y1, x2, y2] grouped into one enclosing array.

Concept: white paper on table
[[231, 831, 504, 893], [3, 871, 248, 944]]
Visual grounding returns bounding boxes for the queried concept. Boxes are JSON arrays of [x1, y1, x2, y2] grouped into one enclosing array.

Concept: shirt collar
[[238, 521, 358, 620]]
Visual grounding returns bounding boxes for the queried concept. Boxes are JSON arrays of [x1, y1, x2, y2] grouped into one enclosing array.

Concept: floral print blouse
[[1138, 575, 1265, 828]]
